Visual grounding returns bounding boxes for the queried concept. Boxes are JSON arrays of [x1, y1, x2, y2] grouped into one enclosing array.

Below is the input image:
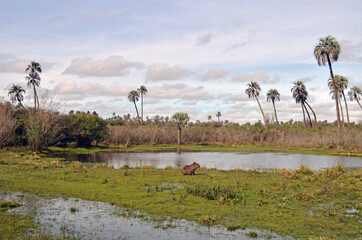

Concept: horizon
[[1, 0, 361, 124]]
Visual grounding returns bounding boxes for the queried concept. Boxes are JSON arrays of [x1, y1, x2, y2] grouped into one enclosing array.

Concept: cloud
[[146, 63, 193, 81], [148, 84, 212, 101], [339, 40, 362, 62], [46, 15, 67, 24], [54, 79, 130, 97], [0, 54, 55, 73], [232, 71, 280, 84], [63, 56, 144, 77], [201, 69, 228, 80], [196, 33, 215, 45]]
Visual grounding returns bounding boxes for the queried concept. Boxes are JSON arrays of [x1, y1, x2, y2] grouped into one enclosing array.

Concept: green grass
[[0, 150, 361, 239]]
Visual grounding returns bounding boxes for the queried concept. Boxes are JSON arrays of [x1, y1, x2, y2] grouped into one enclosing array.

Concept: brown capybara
[[182, 162, 200, 175]]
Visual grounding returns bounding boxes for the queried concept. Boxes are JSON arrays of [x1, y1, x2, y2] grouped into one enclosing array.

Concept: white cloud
[[196, 33, 215, 45], [0, 54, 55, 74], [53, 79, 130, 97], [148, 84, 212, 101], [63, 56, 144, 77], [339, 40, 362, 62], [146, 63, 193, 81], [232, 71, 280, 83], [201, 69, 228, 80]]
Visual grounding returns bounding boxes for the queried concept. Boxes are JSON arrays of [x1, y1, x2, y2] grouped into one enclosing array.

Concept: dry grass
[[108, 125, 362, 151]]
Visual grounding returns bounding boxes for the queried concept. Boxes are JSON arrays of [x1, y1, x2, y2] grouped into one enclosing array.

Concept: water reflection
[[53, 151, 362, 170]]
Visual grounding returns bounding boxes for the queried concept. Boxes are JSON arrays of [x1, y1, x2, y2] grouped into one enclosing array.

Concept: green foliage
[[60, 112, 109, 147]]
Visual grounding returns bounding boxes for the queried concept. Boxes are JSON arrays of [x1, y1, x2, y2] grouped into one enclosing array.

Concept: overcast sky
[[0, 0, 361, 123]]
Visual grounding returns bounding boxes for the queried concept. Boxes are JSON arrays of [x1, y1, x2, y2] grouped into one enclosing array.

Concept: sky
[[0, 0, 361, 123]]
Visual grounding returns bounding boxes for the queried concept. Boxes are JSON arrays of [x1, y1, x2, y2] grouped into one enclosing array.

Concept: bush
[[0, 100, 16, 148], [58, 112, 109, 147]]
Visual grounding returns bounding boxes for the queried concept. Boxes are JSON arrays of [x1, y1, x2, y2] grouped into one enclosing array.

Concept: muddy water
[[1, 192, 293, 240], [53, 151, 362, 170]]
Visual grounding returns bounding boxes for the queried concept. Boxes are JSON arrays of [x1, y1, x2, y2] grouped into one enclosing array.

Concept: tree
[[291, 81, 317, 128], [26, 61, 42, 111], [8, 84, 26, 109], [171, 112, 189, 145], [137, 85, 148, 124], [208, 115, 212, 122], [245, 81, 267, 128], [128, 90, 141, 125], [328, 75, 349, 127], [266, 89, 280, 125], [314, 36, 341, 129], [216, 111, 221, 123], [348, 86, 362, 109]]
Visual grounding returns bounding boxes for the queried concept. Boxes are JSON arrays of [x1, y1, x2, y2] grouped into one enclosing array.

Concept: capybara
[[182, 162, 200, 175]]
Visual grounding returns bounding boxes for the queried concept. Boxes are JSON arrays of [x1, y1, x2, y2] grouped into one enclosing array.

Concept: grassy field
[[0, 149, 361, 239]]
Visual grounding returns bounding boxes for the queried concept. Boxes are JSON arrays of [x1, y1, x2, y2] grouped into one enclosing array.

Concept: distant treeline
[[1, 99, 361, 151]]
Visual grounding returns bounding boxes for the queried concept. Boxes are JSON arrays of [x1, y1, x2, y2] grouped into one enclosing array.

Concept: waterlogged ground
[[1, 192, 290, 240], [0, 150, 361, 239]]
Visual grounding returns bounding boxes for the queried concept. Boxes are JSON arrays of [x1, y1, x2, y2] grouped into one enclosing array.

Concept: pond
[[52, 151, 362, 170], [2, 192, 292, 240]]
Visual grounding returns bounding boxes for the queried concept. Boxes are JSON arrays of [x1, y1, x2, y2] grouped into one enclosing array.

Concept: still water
[[53, 151, 362, 170], [2, 192, 292, 240]]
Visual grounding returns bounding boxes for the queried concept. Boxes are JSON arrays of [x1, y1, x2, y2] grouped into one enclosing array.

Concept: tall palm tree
[[245, 81, 267, 128], [314, 35, 341, 129], [128, 90, 141, 125], [26, 61, 42, 111], [348, 86, 362, 109], [137, 85, 148, 124], [266, 89, 280, 125], [8, 84, 26, 109], [291, 81, 314, 128], [329, 75, 349, 127], [336, 75, 349, 126], [216, 111, 221, 123], [171, 112, 189, 145]]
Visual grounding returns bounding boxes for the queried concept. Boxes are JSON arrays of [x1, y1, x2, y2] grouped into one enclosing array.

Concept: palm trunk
[[357, 99, 362, 109], [304, 101, 318, 128], [133, 100, 141, 125], [32, 83, 37, 112], [217, 116, 220, 122], [327, 56, 341, 129], [301, 102, 306, 128], [303, 102, 312, 127], [254, 95, 267, 128], [141, 92, 144, 125], [177, 128, 182, 145], [17, 96, 25, 109], [341, 91, 350, 127], [272, 100, 278, 125], [338, 98, 345, 126]]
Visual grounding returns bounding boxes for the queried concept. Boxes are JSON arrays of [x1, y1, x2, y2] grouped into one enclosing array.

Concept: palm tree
[[171, 112, 189, 145], [314, 35, 341, 129], [348, 86, 362, 109], [26, 61, 42, 111], [216, 112, 221, 123], [207, 115, 212, 122], [8, 84, 26, 109], [245, 81, 267, 128], [137, 85, 148, 124], [328, 75, 349, 127], [266, 89, 280, 125], [291, 81, 313, 128], [128, 90, 141, 125]]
